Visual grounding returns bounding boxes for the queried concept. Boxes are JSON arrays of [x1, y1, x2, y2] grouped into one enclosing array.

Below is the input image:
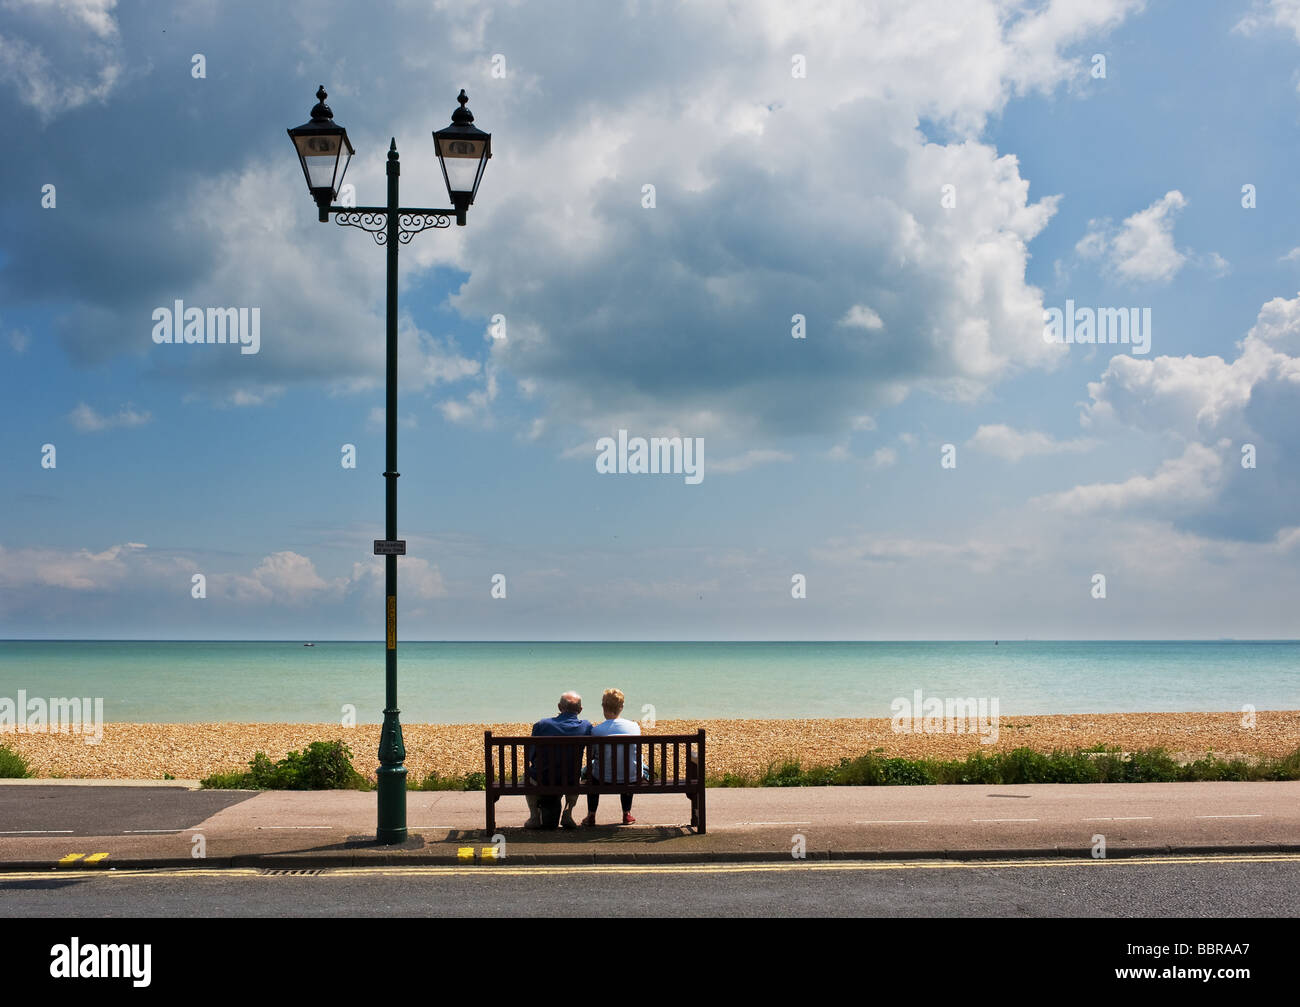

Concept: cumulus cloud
[[840, 305, 885, 331], [68, 402, 151, 432], [0, 541, 147, 591], [1, 1, 1146, 448], [0, 542, 446, 613], [1082, 293, 1300, 439], [1075, 190, 1189, 283], [1235, 0, 1300, 42], [968, 423, 1095, 461], [348, 556, 447, 601], [1035, 441, 1225, 513], [1053, 293, 1300, 541], [0, 0, 123, 122], [870, 446, 898, 468], [431, 0, 1154, 441], [222, 551, 341, 605]]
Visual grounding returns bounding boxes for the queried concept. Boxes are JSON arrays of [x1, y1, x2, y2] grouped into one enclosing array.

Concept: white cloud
[[348, 556, 447, 601], [840, 305, 885, 330], [1064, 292, 1300, 542], [438, 362, 498, 425], [0, 541, 147, 591], [224, 551, 339, 604], [1082, 293, 1300, 438], [225, 386, 285, 408], [1235, 0, 1300, 42], [870, 446, 898, 468], [1203, 251, 1231, 277], [1034, 442, 1224, 513], [436, 0, 1145, 438], [968, 423, 1095, 461], [0, 0, 122, 122], [1076, 190, 1188, 283], [68, 402, 151, 432], [0, 540, 451, 613]]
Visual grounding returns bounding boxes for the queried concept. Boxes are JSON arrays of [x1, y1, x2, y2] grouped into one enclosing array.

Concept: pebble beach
[[4, 710, 1299, 782]]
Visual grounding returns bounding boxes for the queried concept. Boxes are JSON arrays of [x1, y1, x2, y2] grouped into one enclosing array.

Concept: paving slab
[[1, 780, 1297, 870]]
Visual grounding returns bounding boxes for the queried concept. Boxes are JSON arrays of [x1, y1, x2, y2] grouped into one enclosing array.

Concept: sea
[[0, 640, 1296, 724]]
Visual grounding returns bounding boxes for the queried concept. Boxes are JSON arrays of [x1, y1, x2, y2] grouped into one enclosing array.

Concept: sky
[[3, 0, 1300, 640]]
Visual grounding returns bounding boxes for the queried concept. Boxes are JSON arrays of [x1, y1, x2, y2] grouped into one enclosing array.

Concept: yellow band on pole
[[387, 595, 396, 649]]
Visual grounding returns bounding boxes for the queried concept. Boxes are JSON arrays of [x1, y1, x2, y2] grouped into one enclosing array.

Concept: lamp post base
[[376, 709, 407, 844], [375, 765, 408, 844]]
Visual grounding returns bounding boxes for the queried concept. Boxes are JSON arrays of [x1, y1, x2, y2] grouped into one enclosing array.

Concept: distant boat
[[303, 642, 315, 647]]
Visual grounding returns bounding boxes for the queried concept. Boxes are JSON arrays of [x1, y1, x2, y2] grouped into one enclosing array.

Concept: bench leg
[[486, 791, 495, 836]]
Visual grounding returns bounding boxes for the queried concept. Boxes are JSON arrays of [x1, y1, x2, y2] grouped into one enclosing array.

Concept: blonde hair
[[601, 688, 625, 715]]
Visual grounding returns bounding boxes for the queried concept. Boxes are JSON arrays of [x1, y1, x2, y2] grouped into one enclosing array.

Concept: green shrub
[[759, 759, 811, 787], [201, 740, 369, 790], [0, 745, 31, 779], [711, 770, 756, 787], [829, 755, 885, 786], [1123, 748, 1180, 783], [198, 770, 251, 789], [881, 757, 935, 785], [1266, 747, 1300, 781], [945, 751, 1004, 785], [410, 769, 486, 791]]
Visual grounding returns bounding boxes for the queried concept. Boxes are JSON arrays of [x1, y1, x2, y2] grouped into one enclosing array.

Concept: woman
[[581, 688, 641, 826]]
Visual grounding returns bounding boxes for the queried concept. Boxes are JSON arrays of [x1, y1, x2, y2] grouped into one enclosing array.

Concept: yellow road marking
[[456, 847, 475, 861], [83, 853, 109, 864], [56, 854, 84, 865], [2, 852, 1295, 883]]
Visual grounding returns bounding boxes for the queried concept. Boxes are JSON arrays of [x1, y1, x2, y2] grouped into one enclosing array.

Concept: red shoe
[[622, 813, 636, 825], [581, 814, 597, 827]]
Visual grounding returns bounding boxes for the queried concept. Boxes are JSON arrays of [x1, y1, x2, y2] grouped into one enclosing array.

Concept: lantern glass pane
[[295, 133, 341, 190], [438, 137, 485, 196]]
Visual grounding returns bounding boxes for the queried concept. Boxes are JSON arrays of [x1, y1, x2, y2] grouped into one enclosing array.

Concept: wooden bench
[[484, 729, 706, 834]]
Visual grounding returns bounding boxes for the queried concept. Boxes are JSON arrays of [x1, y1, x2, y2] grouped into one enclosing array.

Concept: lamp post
[[288, 85, 491, 844]]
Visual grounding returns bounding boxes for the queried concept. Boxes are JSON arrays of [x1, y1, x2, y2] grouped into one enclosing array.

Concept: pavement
[[1, 779, 1297, 870]]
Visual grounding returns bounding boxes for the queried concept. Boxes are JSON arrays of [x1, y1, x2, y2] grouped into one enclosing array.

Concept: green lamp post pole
[[288, 86, 492, 844], [377, 138, 405, 842]]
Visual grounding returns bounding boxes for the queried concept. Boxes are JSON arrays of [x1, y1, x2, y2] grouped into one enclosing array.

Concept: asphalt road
[[0, 786, 255, 835], [2, 855, 1297, 917]]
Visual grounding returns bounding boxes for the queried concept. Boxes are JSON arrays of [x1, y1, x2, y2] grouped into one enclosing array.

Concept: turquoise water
[[0, 641, 1296, 723]]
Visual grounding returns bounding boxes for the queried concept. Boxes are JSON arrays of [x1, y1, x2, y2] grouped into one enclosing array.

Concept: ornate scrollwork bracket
[[331, 207, 453, 245]]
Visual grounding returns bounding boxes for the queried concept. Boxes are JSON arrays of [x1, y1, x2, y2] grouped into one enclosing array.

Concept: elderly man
[[525, 691, 592, 830]]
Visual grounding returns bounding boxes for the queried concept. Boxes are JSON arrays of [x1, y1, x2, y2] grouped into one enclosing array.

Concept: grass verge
[[708, 745, 1300, 787], [183, 742, 1300, 792]]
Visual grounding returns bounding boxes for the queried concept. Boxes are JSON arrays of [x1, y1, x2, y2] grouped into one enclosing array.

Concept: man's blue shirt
[[528, 711, 592, 780]]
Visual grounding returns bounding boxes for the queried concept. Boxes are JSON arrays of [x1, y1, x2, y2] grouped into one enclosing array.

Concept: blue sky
[[4, 0, 1300, 640]]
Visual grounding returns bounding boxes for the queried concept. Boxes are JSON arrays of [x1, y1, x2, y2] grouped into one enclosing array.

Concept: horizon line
[[1, 638, 1293, 644]]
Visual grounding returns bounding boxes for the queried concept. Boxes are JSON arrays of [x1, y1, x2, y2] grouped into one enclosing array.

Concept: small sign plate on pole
[[374, 540, 406, 556]]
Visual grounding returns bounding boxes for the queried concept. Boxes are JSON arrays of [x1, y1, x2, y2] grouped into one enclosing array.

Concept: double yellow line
[[2, 852, 1296, 882]]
